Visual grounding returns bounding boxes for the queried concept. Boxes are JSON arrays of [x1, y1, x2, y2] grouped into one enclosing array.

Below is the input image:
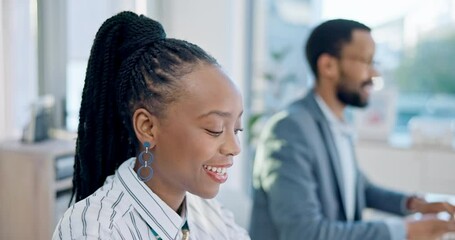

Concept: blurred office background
[[1, 0, 454, 239]]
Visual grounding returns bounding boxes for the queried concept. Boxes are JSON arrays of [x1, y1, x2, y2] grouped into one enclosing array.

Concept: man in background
[[249, 19, 455, 240]]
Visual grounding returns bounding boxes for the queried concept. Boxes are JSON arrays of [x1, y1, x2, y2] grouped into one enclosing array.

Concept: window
[[254, 0, 455, 145], [324, 0, 455, 145]]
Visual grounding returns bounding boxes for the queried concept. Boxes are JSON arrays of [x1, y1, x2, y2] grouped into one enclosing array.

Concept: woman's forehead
[[181, 65, 239, 96], [173, 65, 242, 115]]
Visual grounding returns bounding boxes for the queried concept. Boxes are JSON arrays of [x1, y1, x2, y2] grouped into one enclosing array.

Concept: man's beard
[[336, 78, 373, 108]]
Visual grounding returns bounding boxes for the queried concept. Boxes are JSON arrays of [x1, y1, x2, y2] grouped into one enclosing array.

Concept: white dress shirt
[[315, 95, 357, 221], [53, 158, 250, 240], [315, 96, 407, 240]]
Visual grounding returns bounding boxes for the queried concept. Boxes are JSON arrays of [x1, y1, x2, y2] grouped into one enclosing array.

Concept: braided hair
[[72, 11, 218, 203]]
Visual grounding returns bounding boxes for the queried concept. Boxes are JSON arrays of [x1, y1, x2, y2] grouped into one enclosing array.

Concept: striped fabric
[[53, 158, 250, 240]]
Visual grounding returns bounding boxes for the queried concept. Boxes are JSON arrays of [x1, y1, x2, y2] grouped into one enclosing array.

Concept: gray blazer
[[249, 91, 408, 240]]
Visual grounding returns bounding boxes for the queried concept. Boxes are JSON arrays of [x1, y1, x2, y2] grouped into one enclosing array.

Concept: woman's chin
[[189, 187, 219, 199]]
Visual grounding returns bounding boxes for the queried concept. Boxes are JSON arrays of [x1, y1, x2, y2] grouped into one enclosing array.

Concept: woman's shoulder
[[53, 177, 132, 239]]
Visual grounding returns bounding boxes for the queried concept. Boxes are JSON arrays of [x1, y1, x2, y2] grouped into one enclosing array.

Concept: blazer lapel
[[304, 91, 347, 219]]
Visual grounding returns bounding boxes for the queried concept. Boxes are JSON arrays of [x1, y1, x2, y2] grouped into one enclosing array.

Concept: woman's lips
[[203, 164, 231, 183]]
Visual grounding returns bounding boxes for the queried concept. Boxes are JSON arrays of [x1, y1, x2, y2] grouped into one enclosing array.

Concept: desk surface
[[359, 133, 455, 152], [364, 193, 455, 239]]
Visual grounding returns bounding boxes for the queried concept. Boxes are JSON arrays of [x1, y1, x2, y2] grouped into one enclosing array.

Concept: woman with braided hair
[[53, 11, 249, 240]]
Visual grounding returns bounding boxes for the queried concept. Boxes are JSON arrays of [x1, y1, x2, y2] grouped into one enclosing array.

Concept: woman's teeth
[[203, 165, 227, 175]]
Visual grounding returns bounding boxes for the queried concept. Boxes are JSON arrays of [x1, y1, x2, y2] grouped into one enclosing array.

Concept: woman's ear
[[317, 53, 339, 80], [132, 108, 158, 147]]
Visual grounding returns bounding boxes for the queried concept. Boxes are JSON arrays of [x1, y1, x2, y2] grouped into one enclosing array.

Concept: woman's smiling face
[[151, 64, 243, 199]]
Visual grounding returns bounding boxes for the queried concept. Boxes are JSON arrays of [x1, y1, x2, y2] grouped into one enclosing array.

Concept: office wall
[[159, 0, 247, 92]]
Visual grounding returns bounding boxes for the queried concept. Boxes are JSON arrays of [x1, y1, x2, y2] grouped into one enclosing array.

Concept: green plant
[[395, 31, 455, 94], [247, 45, 298, 145]]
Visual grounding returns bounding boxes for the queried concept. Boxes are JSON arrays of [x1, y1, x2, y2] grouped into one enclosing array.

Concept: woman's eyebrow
[[198, 110, 243, 119], [198, 110, 231, 119]]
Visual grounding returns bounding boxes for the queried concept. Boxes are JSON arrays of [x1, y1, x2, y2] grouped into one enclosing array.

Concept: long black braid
[[71, 11, 218, 203]]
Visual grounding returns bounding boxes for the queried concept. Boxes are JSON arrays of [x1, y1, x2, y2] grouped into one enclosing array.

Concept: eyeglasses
[[338, 55, 380, 69]]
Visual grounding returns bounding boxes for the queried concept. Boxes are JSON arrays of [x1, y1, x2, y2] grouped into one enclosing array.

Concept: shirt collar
[[315, 94, 354, 137], [315, 94, 340, 125], [116, 158, 187, 240]]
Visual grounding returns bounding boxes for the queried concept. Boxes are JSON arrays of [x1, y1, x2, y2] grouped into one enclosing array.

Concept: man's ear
[[317, 53, 339, 80], [132, 108, 158, 147]]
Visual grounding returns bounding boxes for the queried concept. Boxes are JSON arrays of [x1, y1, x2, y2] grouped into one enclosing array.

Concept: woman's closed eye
[[206, 128, 243, 137], [206, 129, 223, 137]]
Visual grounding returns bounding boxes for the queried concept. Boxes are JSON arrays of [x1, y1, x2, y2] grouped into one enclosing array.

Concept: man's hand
[[405, 196, 455, 239], [406, 215, 455, 240], [407, 196, 455, 218]]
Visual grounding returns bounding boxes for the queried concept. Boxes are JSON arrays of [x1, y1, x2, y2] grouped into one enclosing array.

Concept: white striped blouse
[[53, 158, 250, 240]]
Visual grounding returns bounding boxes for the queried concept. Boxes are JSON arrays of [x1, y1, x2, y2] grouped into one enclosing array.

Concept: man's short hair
[[305, 19, 370, 79]]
